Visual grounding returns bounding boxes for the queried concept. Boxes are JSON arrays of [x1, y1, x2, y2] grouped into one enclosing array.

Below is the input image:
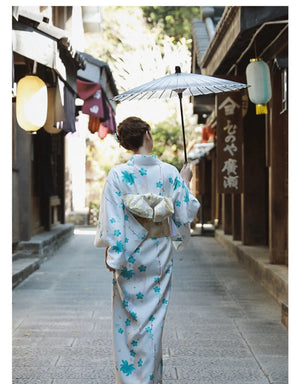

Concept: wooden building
[[12, 6, 82, 243], [189, 6, 289, 324], [191, 6, 288, 266], [12, 6, 118, 247], [190, 6, 288, 323]]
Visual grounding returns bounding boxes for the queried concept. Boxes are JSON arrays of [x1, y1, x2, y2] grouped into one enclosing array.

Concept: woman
[[94, 116, 200, 383]]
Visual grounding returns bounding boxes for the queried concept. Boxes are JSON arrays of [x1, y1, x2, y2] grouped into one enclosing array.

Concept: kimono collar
[[127, 154, 160, 166]]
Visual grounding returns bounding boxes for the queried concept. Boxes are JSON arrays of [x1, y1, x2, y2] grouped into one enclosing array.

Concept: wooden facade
[[12, 6, 118, 245], [12, 7, 79, 243], [191, 6, 288, 266], [12, 107, 66, 242]]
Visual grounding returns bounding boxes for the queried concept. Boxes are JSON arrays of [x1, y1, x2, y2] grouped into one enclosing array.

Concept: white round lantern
[[16, 75, 48, 132], [246, 58, 272, 114]]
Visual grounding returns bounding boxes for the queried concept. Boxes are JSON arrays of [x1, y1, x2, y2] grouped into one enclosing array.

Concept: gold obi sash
[[123, 193, 174, 238]]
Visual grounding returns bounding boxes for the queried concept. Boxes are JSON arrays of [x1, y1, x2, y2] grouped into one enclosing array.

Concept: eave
[[200, 6, 288, 76]]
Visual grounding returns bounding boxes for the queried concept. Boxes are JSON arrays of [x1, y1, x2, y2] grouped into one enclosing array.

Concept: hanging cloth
[[77, 79, 108, 120], [101, 99, 116, 134]]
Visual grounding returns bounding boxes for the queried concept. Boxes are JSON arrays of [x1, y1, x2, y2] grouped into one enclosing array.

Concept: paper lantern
[[88, 116, 100, 133], [246, 58, 272, 114], [16, 75, 48, 132], [98, 124, 108, 139], [44, 86, 64, 134]]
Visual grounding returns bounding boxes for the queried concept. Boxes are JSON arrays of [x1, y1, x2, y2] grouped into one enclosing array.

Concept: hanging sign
[[216, 92, 243, 194]]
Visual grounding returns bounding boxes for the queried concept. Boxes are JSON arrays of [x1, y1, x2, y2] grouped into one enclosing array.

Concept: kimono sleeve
[[94, 169, 126, 270], [170, 171, 200, 251]]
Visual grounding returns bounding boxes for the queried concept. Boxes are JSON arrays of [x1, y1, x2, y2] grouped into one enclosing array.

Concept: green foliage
[[142, 6, 201, 47], [83, 6, 200, 202], [85, 6, 192, 95], [151, 114, 184, 170], [85, 133, 130, 205]]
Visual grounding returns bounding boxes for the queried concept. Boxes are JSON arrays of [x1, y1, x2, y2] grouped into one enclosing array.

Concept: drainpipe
[[202, 7, 216, 41]]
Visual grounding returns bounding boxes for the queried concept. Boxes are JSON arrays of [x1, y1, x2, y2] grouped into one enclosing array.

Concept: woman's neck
[[133, 132, 153, 155], [134, 148, 151, 155]]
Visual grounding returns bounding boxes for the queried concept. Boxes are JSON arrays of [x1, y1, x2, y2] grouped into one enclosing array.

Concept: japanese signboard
[[216, 92, 243, 194]]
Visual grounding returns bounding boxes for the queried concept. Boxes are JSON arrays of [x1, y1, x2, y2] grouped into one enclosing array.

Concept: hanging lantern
[[16, 75, 48, 132], [246, 58, 272, 115], [98, 123, 109, 140], [88, 116, 100, 134], [44, 86, 64, 134]]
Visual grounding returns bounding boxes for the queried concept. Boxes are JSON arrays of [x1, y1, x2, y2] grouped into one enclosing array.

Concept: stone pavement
[[12, 227, 288, 384]]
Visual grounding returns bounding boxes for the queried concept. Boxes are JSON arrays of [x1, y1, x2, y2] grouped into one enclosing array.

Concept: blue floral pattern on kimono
[[94, 155, 200, 383]]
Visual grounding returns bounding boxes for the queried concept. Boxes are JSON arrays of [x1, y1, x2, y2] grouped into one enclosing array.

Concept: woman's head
[[117, 116, 151, 151]]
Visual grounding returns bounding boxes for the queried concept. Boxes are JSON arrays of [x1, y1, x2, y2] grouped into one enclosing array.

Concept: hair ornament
[[114, 132, 120, 143]]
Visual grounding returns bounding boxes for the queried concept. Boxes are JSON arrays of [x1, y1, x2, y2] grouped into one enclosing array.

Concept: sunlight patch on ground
[[74, 228, 96, 235]]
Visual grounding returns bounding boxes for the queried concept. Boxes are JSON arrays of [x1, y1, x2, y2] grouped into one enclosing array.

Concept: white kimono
[[94, 154, 200, 384]]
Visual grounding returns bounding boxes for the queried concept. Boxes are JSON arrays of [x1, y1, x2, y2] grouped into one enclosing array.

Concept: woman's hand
[[105, 247, 115, 272], [180, 163, 193, 186]]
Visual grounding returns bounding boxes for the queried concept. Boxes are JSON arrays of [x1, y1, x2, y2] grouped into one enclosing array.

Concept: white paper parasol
[[112, 66, 248, 162]]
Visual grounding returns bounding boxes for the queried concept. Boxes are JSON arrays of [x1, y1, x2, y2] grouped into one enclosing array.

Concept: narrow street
[[12, 227, 288, 384]]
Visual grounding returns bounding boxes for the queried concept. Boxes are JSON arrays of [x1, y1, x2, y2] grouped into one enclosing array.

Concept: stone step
[[281, 301, 288, 328], [16, 223, 74, 260], [12, 223, 74, 289], [215, 229, 288, 328], [12, 252, 38, 261], [12, 257, 40, 289]]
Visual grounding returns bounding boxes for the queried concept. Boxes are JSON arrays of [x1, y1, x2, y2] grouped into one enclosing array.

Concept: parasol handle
[[178, 92, 188, 164]]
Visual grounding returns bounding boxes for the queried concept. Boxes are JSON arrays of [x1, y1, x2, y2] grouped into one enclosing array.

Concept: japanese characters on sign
[[217, 93, 243, 194]]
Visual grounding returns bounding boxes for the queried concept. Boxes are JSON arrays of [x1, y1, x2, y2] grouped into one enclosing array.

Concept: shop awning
[[12, 7, 85, 94], [198, 6, 288, 76], [76, 53, 119, 138], [77, 52, 118, 112], [12, 7, 118, 135], [188, 143, 215, 161]]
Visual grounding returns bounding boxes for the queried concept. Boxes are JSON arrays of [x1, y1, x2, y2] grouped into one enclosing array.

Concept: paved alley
[[12, 227, 288, 384]]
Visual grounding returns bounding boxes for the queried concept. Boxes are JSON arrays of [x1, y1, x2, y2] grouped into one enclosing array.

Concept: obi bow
[[123, 193, 174, 222]]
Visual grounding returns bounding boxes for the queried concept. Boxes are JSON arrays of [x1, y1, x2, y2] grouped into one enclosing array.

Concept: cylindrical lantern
[[44, 86, 63, 134], [88, 116, 100, 134], [246, 58, 272, 114], [98, 124, 108, 140], [16, 75, 48, 132]]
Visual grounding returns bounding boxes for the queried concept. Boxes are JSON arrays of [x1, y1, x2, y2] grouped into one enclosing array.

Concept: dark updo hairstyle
[[117, 116, 151, 151]]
